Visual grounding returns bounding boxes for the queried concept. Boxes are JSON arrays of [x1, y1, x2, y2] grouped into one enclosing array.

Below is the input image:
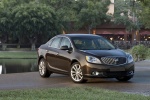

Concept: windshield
[[72, 36, 115, 50]]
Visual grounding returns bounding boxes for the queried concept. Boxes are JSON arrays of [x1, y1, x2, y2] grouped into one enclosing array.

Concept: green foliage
[[0, 0, 34, 43], [52, 0, 78, 32], [139, 0, 150, 29], [12, 2, 60, 44], [0, 0, 62, 44], [148, 48, 150, 59], [0, 0, 111, 44], [34, 0, 79, 32], [40, 0, 111, 33], [131, 44, 149, 61], [74, 0, 111, 33], [0, 0, 13, 43], [114, 0, 142, 32]]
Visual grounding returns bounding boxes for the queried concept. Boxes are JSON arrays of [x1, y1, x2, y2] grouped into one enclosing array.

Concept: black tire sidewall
[[39, 59, 50, 78]]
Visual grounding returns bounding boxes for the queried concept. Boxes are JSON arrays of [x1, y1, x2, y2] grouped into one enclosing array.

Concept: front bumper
[[82, 62, 134, 78]]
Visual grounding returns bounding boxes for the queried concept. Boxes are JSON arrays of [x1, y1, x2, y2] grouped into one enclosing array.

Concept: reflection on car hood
[[81, 49, 126, 57]]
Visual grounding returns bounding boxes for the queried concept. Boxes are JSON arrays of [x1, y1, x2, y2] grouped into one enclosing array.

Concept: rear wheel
[[116, 76, 133, 81], [39, 58, 52, 78], [70, 62, 87, 83]]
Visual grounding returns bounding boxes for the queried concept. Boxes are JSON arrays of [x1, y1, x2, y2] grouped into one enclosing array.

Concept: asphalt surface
[[0, 60, 150, 96]]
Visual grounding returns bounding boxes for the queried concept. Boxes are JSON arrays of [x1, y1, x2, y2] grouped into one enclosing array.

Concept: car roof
[[57, 34, 102, 38]]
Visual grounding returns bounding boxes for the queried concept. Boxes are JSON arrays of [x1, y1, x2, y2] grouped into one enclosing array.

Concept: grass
[[0, 87, 149, 100], [0, 51, 37, 59]]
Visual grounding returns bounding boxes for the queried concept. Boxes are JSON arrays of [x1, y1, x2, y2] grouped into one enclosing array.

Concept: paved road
[[0, 60, 150, 96]]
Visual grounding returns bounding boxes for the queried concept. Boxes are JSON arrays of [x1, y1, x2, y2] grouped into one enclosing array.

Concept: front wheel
[[39, 58, 52, 78], [116, 76, 133, 81], [70, 62, 87, 83]]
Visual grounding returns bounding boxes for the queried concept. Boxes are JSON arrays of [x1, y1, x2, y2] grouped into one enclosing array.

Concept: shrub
[[147, 48, 150, 59], [131, 45, 148, 61]]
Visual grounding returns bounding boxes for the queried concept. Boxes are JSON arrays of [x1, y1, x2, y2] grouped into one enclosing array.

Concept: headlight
[[126, 53, 134, 63], [86, 56, 101, 64]]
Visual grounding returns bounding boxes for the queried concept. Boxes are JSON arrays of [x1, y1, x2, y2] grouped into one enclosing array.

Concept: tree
[[39, 0, 78, 33], [0, 0, 13, 43], [0, 0, 35, 44], [73, 0, 111, 34], [138, 0, 150, 29], [114, 0, 142, 33], [12, 2, 59, 50], [39, 0, 112, 34]]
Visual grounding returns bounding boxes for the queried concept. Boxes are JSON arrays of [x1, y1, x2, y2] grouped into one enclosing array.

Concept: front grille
[[101, 57, 126, 65]]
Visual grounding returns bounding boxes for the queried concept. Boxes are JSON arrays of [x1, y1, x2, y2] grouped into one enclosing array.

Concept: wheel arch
[[38, 55, 45, 64], [70, 59, 80, 66]]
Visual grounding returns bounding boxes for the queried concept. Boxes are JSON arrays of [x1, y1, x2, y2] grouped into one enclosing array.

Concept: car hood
[[80, 49, 127, 57]]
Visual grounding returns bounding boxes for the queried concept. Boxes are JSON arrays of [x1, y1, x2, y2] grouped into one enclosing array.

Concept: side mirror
[[60, 45, 69, 50]]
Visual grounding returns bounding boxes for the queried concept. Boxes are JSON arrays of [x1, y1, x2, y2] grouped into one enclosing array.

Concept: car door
[[46, 37, 62, 70], [56, 37, 73, 72]]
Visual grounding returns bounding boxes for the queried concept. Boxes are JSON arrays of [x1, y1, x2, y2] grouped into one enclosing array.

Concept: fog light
[[128, 71, 134, 75], [92, 71, 99, 76], [95, 72, 99, 75]]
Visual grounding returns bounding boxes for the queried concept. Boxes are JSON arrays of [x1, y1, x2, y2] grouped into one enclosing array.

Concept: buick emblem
[[114, 58, 119, 64]]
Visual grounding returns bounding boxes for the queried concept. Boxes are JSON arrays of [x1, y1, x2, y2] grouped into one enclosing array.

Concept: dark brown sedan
[[37, 34, 134, 83]]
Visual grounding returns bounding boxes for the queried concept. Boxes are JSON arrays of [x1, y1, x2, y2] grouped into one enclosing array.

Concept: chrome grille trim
[[101, 57, 127, 65]]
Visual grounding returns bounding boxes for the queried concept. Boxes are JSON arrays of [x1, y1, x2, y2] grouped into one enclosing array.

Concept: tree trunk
[[1, 34, 8, 43], [28, 35, 37, 51], [88, 26, 92, 34], [2, 43, 7, 51], [17, 44, 20, 49], [31, 43, 36, 51]]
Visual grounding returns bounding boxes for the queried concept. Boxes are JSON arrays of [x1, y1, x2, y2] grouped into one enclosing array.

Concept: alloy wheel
[[71, 63, 84, 82], [38, 59, 51, 78], [39, 60, 46, 76]]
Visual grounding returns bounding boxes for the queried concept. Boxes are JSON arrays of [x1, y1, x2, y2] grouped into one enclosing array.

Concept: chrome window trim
[[48, 36, 62, 49], [47, 35, 75, 52]]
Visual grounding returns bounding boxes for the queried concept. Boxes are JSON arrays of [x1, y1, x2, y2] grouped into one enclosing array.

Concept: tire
[[38, 58, 51, 78], [116, 76, 133, 82], [70, 62, 87, 83]]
